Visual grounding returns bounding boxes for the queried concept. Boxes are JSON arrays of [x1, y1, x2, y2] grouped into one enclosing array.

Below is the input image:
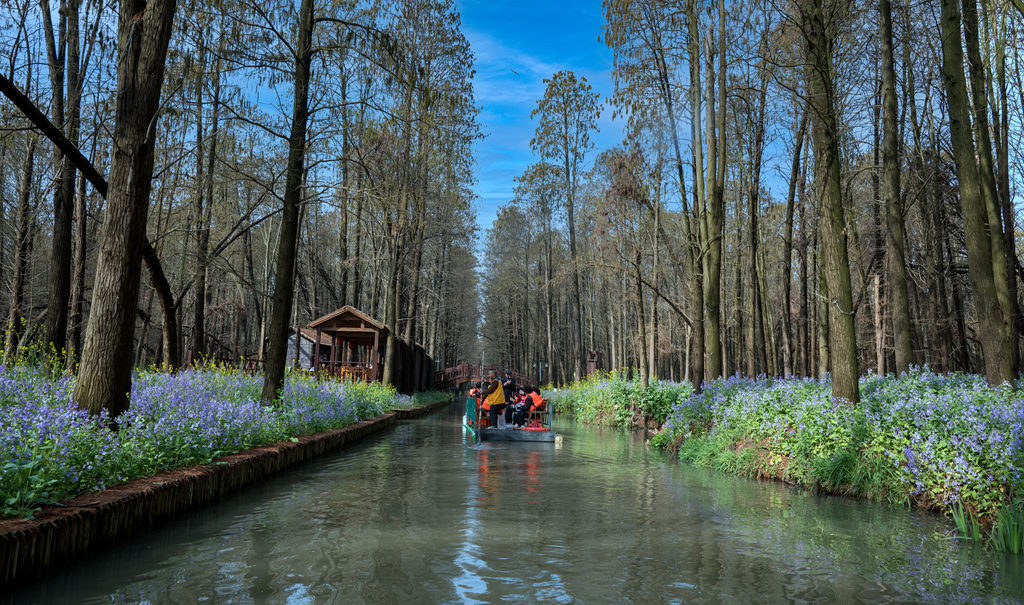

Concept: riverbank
[[0, 364, 451, 584], [552, 369, 1024, 549], [0, 365, 448, 520]]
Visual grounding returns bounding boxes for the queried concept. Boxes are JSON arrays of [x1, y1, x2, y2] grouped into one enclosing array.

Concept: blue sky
[[454, 0, 626, 232]]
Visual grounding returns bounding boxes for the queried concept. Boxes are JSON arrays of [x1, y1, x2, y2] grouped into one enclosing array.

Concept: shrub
[[549, 371, 693, 428]]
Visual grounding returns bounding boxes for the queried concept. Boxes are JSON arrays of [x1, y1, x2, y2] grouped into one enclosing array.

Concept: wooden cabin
[[285, 327, 333, 369], [306, 306, 434, 394]]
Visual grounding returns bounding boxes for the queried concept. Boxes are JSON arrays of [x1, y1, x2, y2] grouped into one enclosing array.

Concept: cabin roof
[[294, 327, 333, 346], [308, 305, 388, 333]]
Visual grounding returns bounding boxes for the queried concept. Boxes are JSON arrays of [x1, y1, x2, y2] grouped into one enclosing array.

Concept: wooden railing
[[184, 353, 264, 375], [434, 363, 535, 390], [315, 360, 377, 382]]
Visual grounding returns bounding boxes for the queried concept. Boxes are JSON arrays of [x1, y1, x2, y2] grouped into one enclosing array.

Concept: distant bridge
[[434, 363, 536, 390]]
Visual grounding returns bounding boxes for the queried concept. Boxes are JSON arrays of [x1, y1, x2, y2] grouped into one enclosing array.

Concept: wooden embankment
[[0, 397, 452, 587]]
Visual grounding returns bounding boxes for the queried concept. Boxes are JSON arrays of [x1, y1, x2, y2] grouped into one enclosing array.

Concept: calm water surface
[[7, 402, 1023, 604]]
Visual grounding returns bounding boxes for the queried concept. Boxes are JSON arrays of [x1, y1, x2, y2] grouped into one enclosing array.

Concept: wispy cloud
[[455, 0, 625, 231]]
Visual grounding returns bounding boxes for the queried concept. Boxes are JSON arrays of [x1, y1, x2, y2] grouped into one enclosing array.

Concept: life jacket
[[485, 378, 505, 407], [528, 391, 545, 409]]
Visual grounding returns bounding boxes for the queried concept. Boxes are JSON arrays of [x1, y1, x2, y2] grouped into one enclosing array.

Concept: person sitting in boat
[[524, 387, 546, 426], [478, 370, 508, 428], [501, 370, 517, 425], [511, 389, 528, 427]]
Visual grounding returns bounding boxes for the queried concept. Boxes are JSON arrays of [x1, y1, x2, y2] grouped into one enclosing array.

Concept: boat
[[463, 394, 559, 444], [478, 425, 556, 442]]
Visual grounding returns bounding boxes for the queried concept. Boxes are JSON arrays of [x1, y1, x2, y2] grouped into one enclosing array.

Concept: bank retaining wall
[[0, 396, 452, 586]]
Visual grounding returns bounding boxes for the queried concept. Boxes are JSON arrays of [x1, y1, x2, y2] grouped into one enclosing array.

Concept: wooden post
[[371, 329, 380, 381], [314, 328, 322, 373]]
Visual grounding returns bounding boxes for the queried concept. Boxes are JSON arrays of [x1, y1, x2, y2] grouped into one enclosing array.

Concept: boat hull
[[478, 427, 556, 442]]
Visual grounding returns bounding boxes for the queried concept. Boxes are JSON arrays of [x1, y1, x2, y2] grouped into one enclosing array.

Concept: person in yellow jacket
[[478, 370, 508, 428]]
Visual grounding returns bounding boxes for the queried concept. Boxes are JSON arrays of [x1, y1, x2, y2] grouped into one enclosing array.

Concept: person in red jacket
[[524, 387, 546, 426]]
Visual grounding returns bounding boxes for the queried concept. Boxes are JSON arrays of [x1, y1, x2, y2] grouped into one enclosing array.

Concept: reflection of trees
[[664, 464, 1023, 601]]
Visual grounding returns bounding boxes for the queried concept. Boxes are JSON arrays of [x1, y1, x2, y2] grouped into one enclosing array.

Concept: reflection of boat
[[463, 394, 559, 444]]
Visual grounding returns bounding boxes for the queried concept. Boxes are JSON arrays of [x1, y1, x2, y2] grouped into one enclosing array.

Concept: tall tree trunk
[[939, 0, 1013, 385], [353, 163, 364, 308], [797, 151, 810, 376], [338, 53, 350, 305], [193, 51, 222, 359], [702, 1, 726, 381], [565, 128, 584, 382], [734, 203, 745, 375], [66, 166, 89, 363], [40, 0, 82, 356], [802, 0, 859, 403], [73, 0, 177, 417], [961, 0, 1016, 376], [260, 0, 313, 401], [880, 0, 913, 375], [992, 9, 1018, 366], [3, 137, 36, 365], [871, 75, 885, 375], [382, 245, 401, 386], [403, 196, 426, 343], [748, 48, 768, 376], [683, 0, 704, 390], [814, 233, 829, 380], [545, 213, 555, 381], [635, 250, 648, 389], [945, 221, 971, 373], [782, 110, 807, 376]]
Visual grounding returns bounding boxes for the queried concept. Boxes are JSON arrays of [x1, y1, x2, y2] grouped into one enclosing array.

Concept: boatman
[[501, 370, 517, 425], [478, 369, 508, 428]]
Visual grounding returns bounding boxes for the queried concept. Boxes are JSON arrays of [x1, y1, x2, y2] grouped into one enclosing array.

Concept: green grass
[[547, 371, 693, 428]]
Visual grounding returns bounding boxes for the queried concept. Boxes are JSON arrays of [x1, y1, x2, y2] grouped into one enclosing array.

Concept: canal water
[[7, 402, 1023, 603]]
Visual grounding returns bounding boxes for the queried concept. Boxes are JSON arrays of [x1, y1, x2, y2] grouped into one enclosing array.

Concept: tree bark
[[961, 0, 1016, 376], [782, 110, 807, 376], [73, 0, 178, 417], [993, 8, 1019, 367], [802, 0, 859, 403], [880, 0, 913, 375], [260, 0, 313, 401], [939, 0, 1014, 385], [748, 45, 769, 376], [40, 0, 82, 355], [3, 137, 36, 365], [66, 167, 89, 364], [702, 1, 726, 381]]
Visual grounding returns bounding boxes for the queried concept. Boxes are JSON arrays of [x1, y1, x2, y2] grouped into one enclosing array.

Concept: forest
[[4, 0, 1024, 578], [0, 0, 1022, 416], [0, 0, 480, 415], [483, 0, 1024, 403]]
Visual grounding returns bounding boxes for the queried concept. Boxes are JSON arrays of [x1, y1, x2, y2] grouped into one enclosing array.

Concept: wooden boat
[[463, 395, 559, 444], [478, 425, 556, 442]]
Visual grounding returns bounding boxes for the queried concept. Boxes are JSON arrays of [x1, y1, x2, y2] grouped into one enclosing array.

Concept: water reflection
[[5, 403, 1022, 604]]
